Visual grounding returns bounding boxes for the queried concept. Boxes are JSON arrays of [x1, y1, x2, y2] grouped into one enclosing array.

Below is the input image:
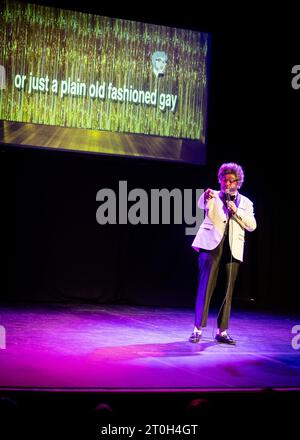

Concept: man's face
[[220, 173, 238, 194]]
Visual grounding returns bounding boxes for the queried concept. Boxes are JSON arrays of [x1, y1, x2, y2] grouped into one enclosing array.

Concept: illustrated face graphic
[[152, 52, 167, 77]]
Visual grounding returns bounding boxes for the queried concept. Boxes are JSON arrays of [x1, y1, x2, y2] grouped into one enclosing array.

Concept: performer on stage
[[189, 162, 257, 345]]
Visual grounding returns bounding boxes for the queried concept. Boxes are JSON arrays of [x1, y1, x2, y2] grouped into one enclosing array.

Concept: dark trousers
[[194, 233, 240, 331]]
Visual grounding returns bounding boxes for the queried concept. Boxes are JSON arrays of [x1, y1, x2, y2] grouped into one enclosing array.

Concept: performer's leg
[[217, 261, 240, 331], [194, 250, 222, 329]]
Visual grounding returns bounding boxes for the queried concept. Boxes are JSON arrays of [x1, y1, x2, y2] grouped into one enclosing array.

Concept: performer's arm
[[198, 189, 215, 209]]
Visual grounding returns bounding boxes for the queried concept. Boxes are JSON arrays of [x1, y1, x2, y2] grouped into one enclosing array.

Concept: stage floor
[[0, 304, 299, 390]]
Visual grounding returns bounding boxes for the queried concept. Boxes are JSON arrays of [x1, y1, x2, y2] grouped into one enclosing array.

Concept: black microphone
[[224, 189, 233, 218], [225, 189, 237, 202], [225, 188, 231, 202]]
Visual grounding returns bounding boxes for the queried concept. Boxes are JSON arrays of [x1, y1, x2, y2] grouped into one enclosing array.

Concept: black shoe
[[189, 332, 201, 343], [215, 334, 236, 345]]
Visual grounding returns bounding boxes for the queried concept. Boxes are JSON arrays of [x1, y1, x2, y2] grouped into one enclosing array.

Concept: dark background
[[1, 2, 298, 312]]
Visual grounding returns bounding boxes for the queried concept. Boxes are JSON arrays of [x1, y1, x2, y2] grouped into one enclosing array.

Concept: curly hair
[[218, 162, 245, 189]]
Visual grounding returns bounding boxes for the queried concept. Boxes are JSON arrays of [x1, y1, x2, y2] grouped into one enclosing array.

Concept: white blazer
[[192, 190, 256, 262]]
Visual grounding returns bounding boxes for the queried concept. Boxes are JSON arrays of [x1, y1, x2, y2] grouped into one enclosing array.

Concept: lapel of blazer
[[237, 194, 246, 209], [216, 191, 228, 220]]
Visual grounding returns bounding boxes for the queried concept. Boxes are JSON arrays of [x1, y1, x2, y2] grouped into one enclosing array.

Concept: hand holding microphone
[[225, 189, 237, 215]]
